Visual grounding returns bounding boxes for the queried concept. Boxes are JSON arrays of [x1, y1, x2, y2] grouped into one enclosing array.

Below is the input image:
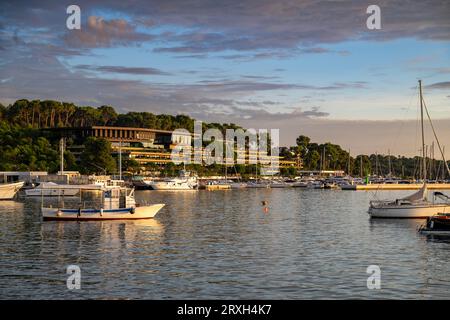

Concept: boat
[[419, 212, 450, 236], [149, 170, 198, 190], [25, 182, 102, 196], [204, 180, 231, 190], [132, 176, 155, 190], [230, 182, 247, 189], [41, 187, 165, 221], [0, 181, 24, 200], [368, 80, 450, 218], [246, 181, 270, 188], [269, 180, 292, 188]]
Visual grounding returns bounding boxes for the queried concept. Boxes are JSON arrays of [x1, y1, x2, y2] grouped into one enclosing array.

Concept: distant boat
[[0, 181, 24, 200], [25, 182, 102, 197], [41, 187, 164, 221], [368, 80, 450, 218], [230, 182, 247, 189], [149, 170, 198, 190]]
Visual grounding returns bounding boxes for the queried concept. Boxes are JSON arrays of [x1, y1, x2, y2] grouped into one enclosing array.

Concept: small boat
[[419, 213, 450, 236], [41, 187, 164, 221], [204, 181, 231, 190], [269, 181, 292, 188], [149, 170, 198, 190], [132, 177, 154, 190], [0, 181, 24, 200], [246, 181, 270, 188], [230, 182, 247, 189]]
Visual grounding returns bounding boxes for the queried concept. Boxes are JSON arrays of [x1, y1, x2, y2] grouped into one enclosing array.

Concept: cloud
[[426, 81, 450, 89], [73, 64, 171, 75], [64, 16, 154, 48]]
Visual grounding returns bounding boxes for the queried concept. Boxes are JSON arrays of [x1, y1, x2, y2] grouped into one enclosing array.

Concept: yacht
[[149, 170, 198, 190], [0, 181, 24, 200]]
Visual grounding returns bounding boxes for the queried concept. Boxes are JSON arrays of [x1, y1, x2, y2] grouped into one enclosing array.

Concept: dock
[[341, 183, 450, 191]]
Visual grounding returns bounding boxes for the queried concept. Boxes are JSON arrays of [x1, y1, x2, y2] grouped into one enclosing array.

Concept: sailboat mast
[[419, 80, 426, 182], [60, 137, 64, 175]]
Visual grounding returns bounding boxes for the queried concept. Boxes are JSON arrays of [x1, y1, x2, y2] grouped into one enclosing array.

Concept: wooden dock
[[341, 183, 450, 191]]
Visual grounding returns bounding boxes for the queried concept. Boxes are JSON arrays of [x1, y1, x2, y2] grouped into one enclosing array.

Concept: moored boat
[[41, 187, 164, 221], [419, 213, 450, 236], [0, 181, 24, 200]]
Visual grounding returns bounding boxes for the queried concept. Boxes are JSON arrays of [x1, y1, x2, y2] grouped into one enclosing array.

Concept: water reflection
[[2, 189, 450, 299]]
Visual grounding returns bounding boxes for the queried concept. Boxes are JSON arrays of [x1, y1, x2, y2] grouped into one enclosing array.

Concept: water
[[1, 189, 450, 299]]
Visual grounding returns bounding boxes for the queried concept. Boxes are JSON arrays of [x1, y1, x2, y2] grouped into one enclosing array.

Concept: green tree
[[80, 137, 116, 174]]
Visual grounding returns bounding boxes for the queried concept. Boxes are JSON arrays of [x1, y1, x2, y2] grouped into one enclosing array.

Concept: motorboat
[[132, 176, 154, 190], [149, 170, 198, 190], [0, 181, 24, 200], [419, 212, 450, 236], [41, 186, 164, 221]]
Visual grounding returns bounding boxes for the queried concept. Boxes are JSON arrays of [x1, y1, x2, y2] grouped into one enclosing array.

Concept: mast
[[59, 137, 65, 175], [119, 139, 122, 181], [419, 80, 426, 182]]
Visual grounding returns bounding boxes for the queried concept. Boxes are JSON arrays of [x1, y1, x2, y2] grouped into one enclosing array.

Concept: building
[[46, 126, 302, 171]]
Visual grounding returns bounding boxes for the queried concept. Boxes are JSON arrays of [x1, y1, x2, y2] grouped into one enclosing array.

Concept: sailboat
[[368, 80, 450, 218]]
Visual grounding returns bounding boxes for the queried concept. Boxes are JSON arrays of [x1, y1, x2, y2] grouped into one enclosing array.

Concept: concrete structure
[[0, 171, 48, 184], [47, 126, 302, 171]]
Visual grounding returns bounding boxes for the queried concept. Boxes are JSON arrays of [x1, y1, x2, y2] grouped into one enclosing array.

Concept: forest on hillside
[[0, 99, 448, 178]]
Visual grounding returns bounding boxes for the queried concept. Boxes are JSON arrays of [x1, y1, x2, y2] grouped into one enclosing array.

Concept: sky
[[0, 0, 449, 157]]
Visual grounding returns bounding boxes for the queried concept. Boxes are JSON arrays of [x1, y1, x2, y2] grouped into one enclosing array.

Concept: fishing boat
[[41, 187, 165, 221], [0, 181, 24, 200], [368, 80, 450, 218]]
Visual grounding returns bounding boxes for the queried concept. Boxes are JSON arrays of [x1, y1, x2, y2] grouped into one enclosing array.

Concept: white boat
[[369, 184, 450, 218], [368, 80, 450, 218], [230, 182, 247, 189], [246, 181, 270, 188], [269, 181, 292, 188], [25, 182, 102, 197], [41, 187, 164, 221], [149, 170, 198, 190], [0, 181, 24, 200]]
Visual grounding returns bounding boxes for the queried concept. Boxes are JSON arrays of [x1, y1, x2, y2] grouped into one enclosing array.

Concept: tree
[[80, 137, 116, 174]]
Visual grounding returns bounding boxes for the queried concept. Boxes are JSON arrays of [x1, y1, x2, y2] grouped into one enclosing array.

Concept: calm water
[[1, 188, 450, 299]]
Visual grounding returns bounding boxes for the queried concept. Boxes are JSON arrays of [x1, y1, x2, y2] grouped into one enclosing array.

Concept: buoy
[[263, 207, 269, 213], [261, 200, 268, 206]]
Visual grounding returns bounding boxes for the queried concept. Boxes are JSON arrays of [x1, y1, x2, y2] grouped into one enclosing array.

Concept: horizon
[[0, 0, 449, 157]]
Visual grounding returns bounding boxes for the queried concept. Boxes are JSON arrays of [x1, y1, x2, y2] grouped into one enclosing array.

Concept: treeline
[[0, 99, 243, 133], [280, 135, 449, 179]]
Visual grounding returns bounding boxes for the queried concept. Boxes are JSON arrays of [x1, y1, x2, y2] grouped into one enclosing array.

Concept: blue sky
[[0, 0, 449, 155]]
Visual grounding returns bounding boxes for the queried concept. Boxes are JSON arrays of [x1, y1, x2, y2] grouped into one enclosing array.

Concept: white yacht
[[0, 181, 24, 200], [368, 80, 450, 218], [149, 170, 198, 190]]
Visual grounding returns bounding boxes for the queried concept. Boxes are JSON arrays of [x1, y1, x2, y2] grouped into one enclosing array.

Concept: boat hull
[[368, 204, 449, 218], [41, 204, 165, 221], [0, 182, 24, 200]]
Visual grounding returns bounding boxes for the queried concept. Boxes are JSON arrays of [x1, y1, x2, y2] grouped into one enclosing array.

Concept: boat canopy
[[401, 183, 427, 202]]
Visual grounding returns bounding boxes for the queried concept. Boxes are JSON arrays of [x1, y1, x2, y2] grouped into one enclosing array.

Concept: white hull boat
[[0, 181, 24, 200], [41, 187, 164, 221], [230, 182, 247, 189], [42, 204, 165, 221], [149, 170, 198, 190], [368, 203, 449, 218]]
